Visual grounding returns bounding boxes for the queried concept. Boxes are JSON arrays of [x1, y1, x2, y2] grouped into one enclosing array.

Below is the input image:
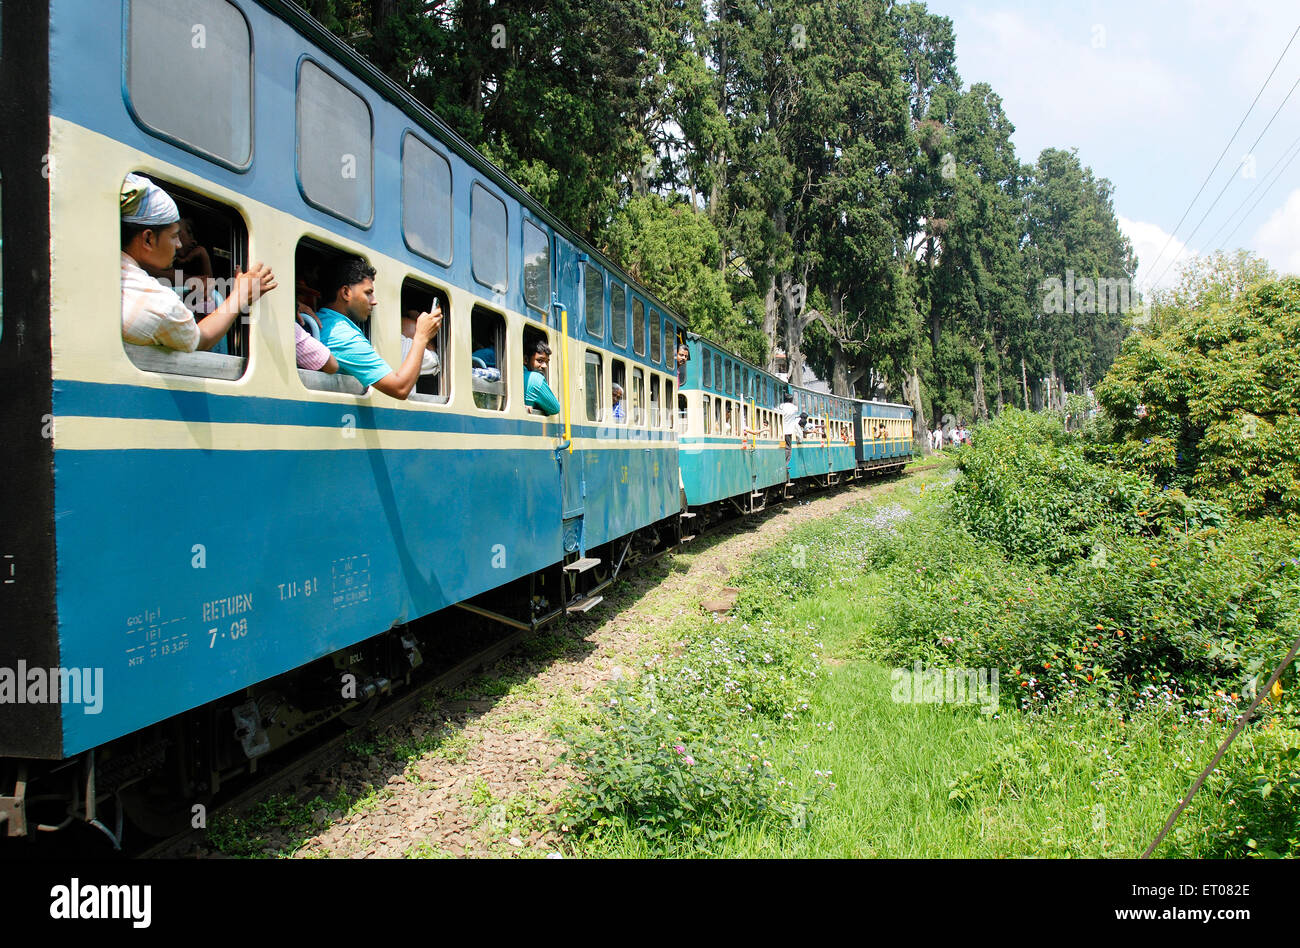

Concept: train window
[[724, 401, 734, 436], [611, 282, 627, 349], [611, 359, 627, 424], [401, 278, 450, 404], [522, 323, 554, 416], [401, 133, 452, 265], [714, 396, 722, 434], [584, 263, 604, 339], [297, 60, 373, 227], [650, 375, 661, 427], [677, 393, 687, 430], [713, 353, 722, 392], [126, 0, 252, 169], [650, 308, 661, 363], [666, 381, 675, 430], [121, 175, 251, 381], [665, 320, 676, 363], [702, 349, 712, 388], [632, 369, 645, 426], [523, 219, 550, 315], [632, 298, 646, 356], [584, 351, 604, 422], [294, 239, 367, 395], [471, 306, 506, 410], [702, 395, 711, 434], [471, 183, 508, 293], [725, 361, 733, 395]]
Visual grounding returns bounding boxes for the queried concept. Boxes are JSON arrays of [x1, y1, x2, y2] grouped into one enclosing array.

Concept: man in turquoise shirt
[[524, 339, 562, 416], [317, 256, 440, 400]]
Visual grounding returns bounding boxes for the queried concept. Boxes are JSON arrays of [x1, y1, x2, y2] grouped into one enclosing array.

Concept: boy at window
[[524, 339, 561, 416], [316, 256, 440, 400], [120, 173, 277, 351]]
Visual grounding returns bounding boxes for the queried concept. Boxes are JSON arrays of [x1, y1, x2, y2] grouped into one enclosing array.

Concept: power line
[[1214, 133, 1300, 253], [1138, 24, 1300, 294], [1202, 126, 1300, 252], [1145, 68, 1300, 291]]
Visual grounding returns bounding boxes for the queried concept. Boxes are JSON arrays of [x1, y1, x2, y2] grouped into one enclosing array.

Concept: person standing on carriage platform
[[779, 391, 799, 473]]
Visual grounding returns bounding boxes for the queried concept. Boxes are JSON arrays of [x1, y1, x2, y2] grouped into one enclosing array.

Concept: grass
[[565, 462, 1259, 858]]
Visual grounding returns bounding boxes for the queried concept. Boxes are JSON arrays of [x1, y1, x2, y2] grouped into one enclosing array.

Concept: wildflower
[[674, 744, 685, 755], [684, 755, 695, 767]]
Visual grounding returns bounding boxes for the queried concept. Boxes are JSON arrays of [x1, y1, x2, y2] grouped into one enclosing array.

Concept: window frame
[[471, 181, 509, 294], [583, 262, 604, 341], [583, 349, 604, 423], [632, 367, 645, 427], [400, 131, 453, 266], [470, 305, 508, 412], [522, 217, 551, 316], [610, 281, 627, 349], [650, 308, 661, 363], [295, 57, 375, 228], [123, 0, 254, 172], [401, 275, 452, 406], [632, 297, 646, 357]]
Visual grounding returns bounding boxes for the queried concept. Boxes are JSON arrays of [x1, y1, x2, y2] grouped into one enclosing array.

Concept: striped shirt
[[120, 253, 200, 352]]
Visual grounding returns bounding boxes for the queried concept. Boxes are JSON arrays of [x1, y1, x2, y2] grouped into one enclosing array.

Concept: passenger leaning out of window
[[120, 173, 276, 352], [315, 256, 440, 400], [523, 339, 561, 416]]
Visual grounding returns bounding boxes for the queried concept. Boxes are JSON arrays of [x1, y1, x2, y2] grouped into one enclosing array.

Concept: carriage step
[[750, 491, 765, 498], [563, 557, 602, 573], [566, 595, 604, 614], [679, 534, 697, 544], [680, 511, 697, 519]]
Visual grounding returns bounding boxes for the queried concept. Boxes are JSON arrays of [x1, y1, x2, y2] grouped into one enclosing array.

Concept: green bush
[[555, 618, 822, 846]]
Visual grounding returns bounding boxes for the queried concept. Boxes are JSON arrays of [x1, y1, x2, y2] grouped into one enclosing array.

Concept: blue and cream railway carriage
[[0, 0, 913, 839]]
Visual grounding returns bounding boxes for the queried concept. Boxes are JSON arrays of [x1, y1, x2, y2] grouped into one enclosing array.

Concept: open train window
[[666, 380, 675, 430], [401, 277, 450, 404], [650, 374, 661, 427], [521, 322, 555, 416], [121, 175, 250, 381], [401, 132, 452, 265], [584, 263, 604, 340], [126, 0, 252, 170], [584, 350, 604, 422], [523, 220, 550, 316], [611, 359, 627, 424], [298, 60, 373, 226], [714, 396, 722, 434], [611, 282, 627, 349], [701, 395, 710, 434], [472, 183, 508, 294], [632, 298, 646, 356], [472, 306, 506, 410], [294, 239, 366, 395], [632, 369, 645, 426]]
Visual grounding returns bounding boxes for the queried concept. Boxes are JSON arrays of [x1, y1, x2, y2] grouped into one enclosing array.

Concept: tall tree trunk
[[973, 356, 988, 420], [1020, 356, 1029, 411], [904, 365, 929, 455], [762, 271, 779, 373]]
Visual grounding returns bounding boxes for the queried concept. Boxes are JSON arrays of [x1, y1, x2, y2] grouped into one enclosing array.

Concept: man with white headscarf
[[120, 172, 278, 351]]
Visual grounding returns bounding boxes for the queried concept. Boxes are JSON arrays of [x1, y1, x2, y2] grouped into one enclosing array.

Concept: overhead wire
[[1145, 68, 1300, 291], [1201, 126, 1300, 252], [1138, 23, 1300, 294]]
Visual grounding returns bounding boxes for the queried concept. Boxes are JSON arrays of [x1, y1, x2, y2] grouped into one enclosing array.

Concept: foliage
[[555, 617, 822, 846], [1098, 276, 1300, 518]]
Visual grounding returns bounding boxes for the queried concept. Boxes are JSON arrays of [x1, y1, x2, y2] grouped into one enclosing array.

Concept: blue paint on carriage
[[54, 437, 677, 754], [52, 379, 677, 441], [679, 440, 787, 506]]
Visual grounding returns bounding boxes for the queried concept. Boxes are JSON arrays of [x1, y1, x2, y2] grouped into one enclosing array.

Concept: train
[[0, 0, 913, 843]]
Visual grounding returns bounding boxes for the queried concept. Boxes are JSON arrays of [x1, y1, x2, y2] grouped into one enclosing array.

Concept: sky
[[922, 0, 1300, 291]]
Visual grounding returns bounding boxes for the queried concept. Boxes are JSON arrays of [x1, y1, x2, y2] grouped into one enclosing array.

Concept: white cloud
[[956, 9, 1189, 158], [1120, 216, 1195, 292], [1250, 187, 1300, 275]]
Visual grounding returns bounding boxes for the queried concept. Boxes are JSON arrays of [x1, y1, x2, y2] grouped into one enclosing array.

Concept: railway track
[[134, 462, 930, 859]]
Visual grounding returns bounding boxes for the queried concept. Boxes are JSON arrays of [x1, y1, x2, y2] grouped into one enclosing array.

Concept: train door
[[553, 235, 587, 550]]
